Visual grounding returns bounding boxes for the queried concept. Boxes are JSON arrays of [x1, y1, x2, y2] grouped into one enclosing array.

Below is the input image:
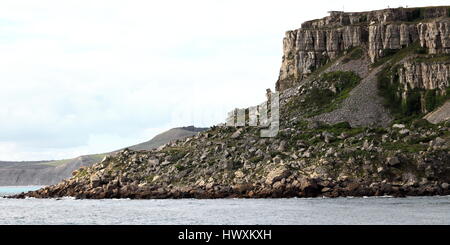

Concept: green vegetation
[[283, 71, 362, 119], [44, 154, 105, 167], [360, 15, 367, 23], [382, 141, 427, 153], [342, 47, 364, 63], [249, 155, 264, 164], [401, 89, 422, 116], [378, 57, 449, 120], [162, 146, 189, 162], [411, 118, 435, 129], [175, 164, 187, 171], [374, 40, 449, 120], [303, 71, 361, 117], [315, 122, 365, 136], [413, 54, 450, 63], [372, 42, 422, 68], [308, 58, 333, 78], [414, 46, 427, 55], [321, 71, 361, 91], [74, 167, 89, 178]]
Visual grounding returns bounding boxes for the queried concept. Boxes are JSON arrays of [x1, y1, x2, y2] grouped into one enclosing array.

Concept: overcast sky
[[0, 0, 447, 161]]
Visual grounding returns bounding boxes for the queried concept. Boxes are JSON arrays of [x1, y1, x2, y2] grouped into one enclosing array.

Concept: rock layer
[[276, 6, 450, 91], [398, 60, 450, 91]]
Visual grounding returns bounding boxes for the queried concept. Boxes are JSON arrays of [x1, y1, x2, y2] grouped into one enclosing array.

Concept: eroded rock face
[[276, 7, 450, 91], [276, 26, 366, 91], [398, 61, 450, 91], [368, 23, 418, 62], [418, 20, 450, 55]]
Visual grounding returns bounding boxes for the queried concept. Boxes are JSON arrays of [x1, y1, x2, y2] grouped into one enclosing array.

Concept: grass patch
[[371, 42, 421, 68], [303, 71, 361, 117], [414, 54, 450, 63], [382, 142, 427, 153], [161, 147, 189, 162], [342, 47, 364, 63], [44, 154, 105, 167]]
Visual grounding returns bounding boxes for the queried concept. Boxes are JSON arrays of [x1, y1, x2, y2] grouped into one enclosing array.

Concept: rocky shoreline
[[10, 178, 450, 199], [9, 119, 450, 200]]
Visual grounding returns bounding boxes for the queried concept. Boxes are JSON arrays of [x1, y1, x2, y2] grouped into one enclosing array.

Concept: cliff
[[10, 6, 450, 199], [276, 6, 450, 91]]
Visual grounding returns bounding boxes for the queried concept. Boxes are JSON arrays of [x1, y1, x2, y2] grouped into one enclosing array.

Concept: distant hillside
[[0, 126, 207, 186]]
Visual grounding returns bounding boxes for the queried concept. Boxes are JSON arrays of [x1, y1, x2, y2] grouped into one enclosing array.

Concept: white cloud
[[0, 0, 447, 160]]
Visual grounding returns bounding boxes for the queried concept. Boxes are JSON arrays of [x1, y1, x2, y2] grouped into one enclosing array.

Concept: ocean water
[[1, 186, 449, 225], [0, 186, 43, 196]]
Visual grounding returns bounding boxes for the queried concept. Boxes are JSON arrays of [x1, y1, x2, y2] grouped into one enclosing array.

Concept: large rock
[[386, 156, 400, 166], [265, 167, 291, 185], [90, 175, 101, 188]]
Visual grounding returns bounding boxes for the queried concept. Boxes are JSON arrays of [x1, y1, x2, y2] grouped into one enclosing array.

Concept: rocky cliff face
[[419, 20, 450, 55], [398, 60, 450, 91], [277, 6, 450, 91], [276, 26, 365, 91]]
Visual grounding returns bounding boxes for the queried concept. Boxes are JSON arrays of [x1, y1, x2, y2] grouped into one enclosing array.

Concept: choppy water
[[1, 186, 449, 225]]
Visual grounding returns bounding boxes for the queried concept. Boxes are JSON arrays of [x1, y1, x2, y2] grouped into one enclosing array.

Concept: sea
[[0, 186, 449, 225]]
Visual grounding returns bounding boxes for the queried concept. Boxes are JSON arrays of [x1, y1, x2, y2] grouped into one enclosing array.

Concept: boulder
[[386, 156, 400, 166], [265, 167, 291, 185], [392, 124, 406, 129], [231, 128, 243, 139], [90, 175, 101, 188], [322, 132, 335, 143]]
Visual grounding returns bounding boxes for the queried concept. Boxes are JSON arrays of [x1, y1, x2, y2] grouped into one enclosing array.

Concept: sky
[[0, 0, 447, 161]]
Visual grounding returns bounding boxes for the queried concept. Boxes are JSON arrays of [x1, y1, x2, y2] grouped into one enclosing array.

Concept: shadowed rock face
[[398, 61, 450, 91], [0, 126, 207, 186]]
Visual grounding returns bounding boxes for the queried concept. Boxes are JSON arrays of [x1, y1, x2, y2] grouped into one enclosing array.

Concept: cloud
[[0, 0, 447, 160]]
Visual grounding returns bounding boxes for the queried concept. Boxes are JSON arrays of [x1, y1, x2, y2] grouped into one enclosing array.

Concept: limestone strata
[[398, 61, 450, 91], [277, 6, 450, 91], [368, 23, 418, 62], [276, 26, 365, 91], [418, 20, 450, 55], [301, 7, 449, 29]]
